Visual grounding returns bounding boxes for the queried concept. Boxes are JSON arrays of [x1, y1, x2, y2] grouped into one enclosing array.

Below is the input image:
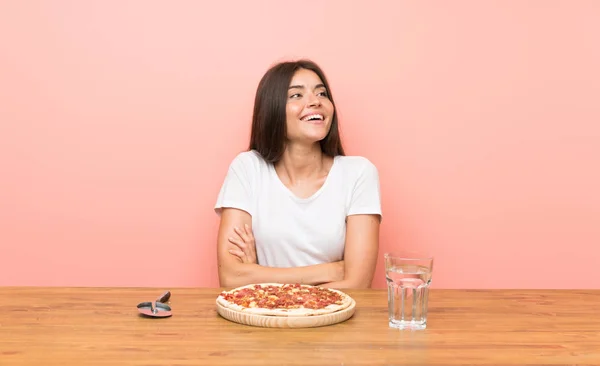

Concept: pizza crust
[[216, 283, 353, 317]]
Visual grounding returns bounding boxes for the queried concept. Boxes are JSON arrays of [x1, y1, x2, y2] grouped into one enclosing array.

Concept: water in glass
[[386, 259, 432, 330]]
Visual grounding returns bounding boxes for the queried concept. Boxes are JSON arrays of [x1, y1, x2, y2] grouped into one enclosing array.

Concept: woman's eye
[[289, 93, 301, 99], [318, 91, 328, 97]]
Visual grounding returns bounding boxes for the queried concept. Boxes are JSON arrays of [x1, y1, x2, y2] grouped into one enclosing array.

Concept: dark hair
[[248, 59, 345, 163]]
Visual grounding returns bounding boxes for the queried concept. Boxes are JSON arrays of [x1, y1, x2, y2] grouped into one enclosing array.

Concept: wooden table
[[2, 288, 599, 365]]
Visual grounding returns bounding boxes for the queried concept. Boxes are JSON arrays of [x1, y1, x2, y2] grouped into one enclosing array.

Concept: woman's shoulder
[[333, 155, 380, 185], [335, 155, 378, 173], [227, 149, 270, 172]]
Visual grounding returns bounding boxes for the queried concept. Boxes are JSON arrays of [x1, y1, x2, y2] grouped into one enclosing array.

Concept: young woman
[[214, 59, 382, 289]]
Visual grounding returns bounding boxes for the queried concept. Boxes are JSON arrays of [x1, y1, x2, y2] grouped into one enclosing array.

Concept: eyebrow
[[288, 83, 326, 90]]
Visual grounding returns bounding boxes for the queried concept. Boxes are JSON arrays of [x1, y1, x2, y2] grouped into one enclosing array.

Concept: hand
[[228, 224, 257, 264]]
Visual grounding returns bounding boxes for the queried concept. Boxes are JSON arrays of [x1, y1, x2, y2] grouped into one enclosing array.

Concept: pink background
[[1, 1, 598, 289]]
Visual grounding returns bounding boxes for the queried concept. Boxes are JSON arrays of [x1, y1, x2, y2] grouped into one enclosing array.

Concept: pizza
[[216, 283, 353, 317]]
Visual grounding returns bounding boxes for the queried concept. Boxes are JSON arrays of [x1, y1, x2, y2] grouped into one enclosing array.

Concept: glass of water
[[385, 251, 434, 330]]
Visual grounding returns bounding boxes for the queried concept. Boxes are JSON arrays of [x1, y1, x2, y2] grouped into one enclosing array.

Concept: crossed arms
[[216, 208, 380, 289]]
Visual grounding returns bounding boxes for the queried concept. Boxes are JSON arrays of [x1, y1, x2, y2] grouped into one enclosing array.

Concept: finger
[[228, 236, 247, 250], [234, 226, 250, 242], [228, 249, 245, 258], [244, 225, 256, 254], [228, 249, 246, 263], [244, 224, 254, 239]]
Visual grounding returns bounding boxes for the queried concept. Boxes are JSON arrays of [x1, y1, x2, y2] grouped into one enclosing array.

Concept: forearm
[[320, 278, 373, 289], [320, 266, 376, 289], [219, 261, 343, 288]]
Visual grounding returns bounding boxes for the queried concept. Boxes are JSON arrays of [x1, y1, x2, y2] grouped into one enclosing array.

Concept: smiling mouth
[[300, 114, 324, 122]]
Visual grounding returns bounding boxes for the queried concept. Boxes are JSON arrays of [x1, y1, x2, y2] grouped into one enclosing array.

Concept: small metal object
[[137, 291, 172, 318]]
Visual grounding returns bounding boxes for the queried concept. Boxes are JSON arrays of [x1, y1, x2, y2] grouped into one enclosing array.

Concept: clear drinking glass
[[385, 251, 434, 330]]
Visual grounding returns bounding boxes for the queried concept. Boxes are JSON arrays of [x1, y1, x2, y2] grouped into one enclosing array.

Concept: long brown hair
[[248, 59, 345, 163]]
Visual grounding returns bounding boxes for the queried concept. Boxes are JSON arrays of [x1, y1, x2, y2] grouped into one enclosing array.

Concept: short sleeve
[[347, 159, 382, 220], [214, 153, 255, 217]]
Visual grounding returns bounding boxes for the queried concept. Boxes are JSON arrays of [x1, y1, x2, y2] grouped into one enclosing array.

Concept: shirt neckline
[[269, 155, 340, 203]]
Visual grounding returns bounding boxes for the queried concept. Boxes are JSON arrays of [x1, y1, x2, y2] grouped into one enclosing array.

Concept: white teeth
[[301, 114, 324, 122]]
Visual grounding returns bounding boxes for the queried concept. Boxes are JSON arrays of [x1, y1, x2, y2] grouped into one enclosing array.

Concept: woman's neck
[[275, 143, 327, 184]]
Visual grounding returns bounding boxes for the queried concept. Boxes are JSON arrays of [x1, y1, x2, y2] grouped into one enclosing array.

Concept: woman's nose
[[306, 94, 321, 107]]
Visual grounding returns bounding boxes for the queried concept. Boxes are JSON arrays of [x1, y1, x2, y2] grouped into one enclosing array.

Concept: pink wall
[[1, 1, 599, 289]]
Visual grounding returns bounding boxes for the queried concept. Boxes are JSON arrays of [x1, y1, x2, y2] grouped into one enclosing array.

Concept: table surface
[[2, 287, 599, 365]]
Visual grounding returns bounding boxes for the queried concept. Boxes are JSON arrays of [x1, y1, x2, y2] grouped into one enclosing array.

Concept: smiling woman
[[214, 59, 382, 289]]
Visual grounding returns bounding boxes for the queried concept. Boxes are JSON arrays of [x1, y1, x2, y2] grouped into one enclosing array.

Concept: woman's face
[[285, 68, 334, 145]]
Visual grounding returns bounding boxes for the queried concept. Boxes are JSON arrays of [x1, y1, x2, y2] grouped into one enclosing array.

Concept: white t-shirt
[[214, 150, 382, 268]]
